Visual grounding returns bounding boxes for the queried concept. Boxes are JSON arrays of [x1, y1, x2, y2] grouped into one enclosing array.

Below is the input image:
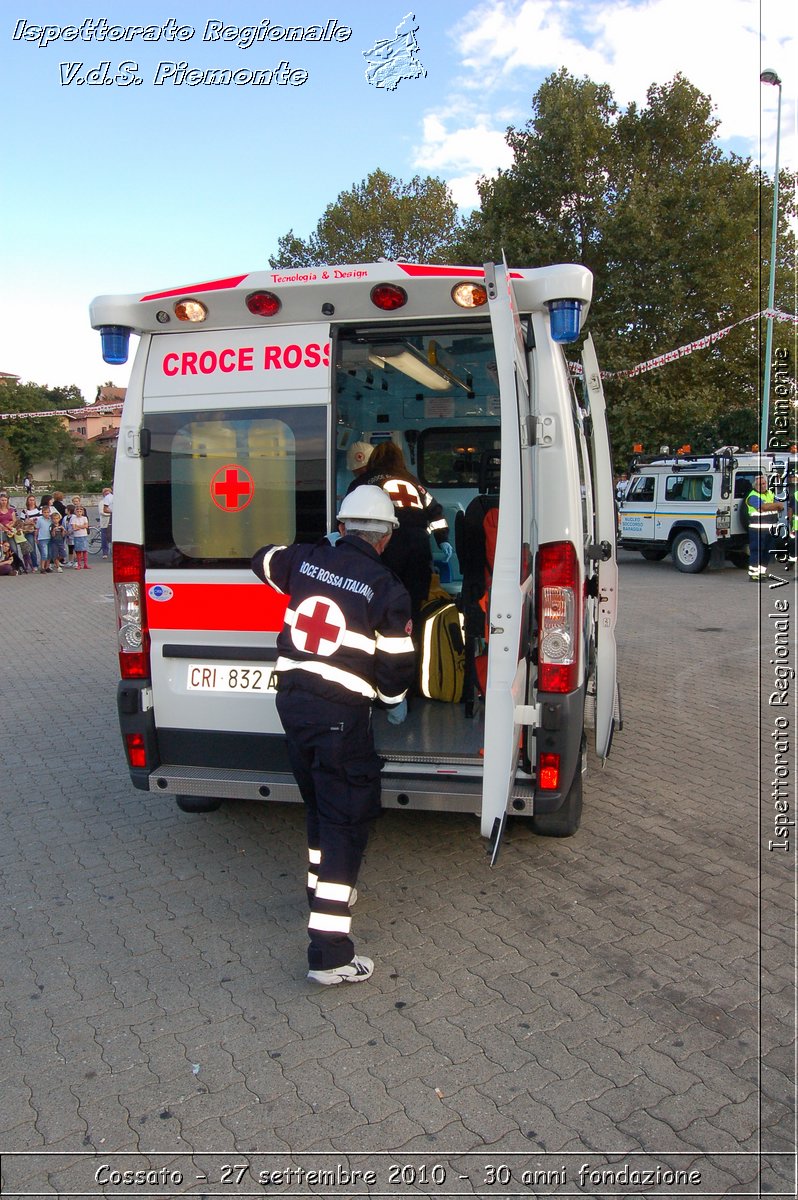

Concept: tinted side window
[[143, 406, 327, 567], [665, 475, 713, 502]]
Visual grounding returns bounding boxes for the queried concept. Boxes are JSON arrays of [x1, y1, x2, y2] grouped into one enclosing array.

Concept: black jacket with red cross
[[350, 469, 449, 546], [251, 535, 415, 707]]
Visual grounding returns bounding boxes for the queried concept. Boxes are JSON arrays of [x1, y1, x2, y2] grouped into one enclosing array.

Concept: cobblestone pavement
[[0, 553, 794, 1198]]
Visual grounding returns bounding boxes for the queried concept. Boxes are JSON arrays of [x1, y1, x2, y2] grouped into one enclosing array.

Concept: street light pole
[[759, 68, 782, 454]]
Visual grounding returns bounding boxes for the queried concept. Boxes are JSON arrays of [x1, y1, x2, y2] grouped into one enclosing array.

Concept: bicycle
[[88, 524, 104, 556]]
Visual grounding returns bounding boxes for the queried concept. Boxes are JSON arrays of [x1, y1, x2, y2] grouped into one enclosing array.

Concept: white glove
[[387, 698, 408, 725], [440, 541, 453, 563]]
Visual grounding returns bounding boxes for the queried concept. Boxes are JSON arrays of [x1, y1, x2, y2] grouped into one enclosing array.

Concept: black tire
[[640, 547, 668, 561], [531, 770, 583, 838], [176, 795, 222, 813], [671, 530, 709, 573]]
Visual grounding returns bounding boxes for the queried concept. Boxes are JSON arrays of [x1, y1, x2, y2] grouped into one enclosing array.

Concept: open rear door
[[480, 261, 531, 846], [581, 335, 620, 758]]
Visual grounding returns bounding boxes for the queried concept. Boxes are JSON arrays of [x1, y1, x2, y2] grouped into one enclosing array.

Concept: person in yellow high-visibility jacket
[[746, 474, 783, 580]]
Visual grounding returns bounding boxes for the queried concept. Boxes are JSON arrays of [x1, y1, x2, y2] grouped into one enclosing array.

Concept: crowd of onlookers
[[0, 486, 113, 576]]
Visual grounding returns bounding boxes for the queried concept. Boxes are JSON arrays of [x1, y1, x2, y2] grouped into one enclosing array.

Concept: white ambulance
[[90, 260, 620, 855]]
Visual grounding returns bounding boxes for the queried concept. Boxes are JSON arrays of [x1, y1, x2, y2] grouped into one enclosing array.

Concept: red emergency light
[[246, 291, 281, 317], [370, 284, 407, 311]]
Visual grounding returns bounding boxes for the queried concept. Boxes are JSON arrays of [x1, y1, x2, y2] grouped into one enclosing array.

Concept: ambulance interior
[[333, 323, 503, 763]]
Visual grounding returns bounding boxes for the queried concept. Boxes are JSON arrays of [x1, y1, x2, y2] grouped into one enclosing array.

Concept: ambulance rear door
[[480, 260, 533, 842], [581, 335, 620, 758], [140, 325, 331, 764]]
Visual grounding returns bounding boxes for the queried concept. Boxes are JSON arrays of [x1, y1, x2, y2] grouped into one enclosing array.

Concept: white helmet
[[337, 485, 399, 532]]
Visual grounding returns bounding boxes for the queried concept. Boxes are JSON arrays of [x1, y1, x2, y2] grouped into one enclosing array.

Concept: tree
[[0, 381, 84, 473], [269, 169, 463, 267], [453, 71, 796, 460]]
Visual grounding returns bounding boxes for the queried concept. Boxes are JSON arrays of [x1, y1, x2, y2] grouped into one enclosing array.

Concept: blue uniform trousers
[[276, 688, 383, 970], [748, 525, 774, 575]]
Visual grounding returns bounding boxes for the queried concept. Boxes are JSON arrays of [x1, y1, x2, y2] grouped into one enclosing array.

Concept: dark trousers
[[749, 525, 774, 574], [276, 688, 382, 970]]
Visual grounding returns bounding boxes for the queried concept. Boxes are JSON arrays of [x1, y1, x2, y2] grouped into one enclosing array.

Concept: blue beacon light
[[99, 325, 131, 365], [547, 300, 583, 343]]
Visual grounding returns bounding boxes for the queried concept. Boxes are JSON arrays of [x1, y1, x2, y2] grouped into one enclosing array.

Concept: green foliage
[[451, 71, 796, 462], [269, 169, 463, 267], [0, 381, 82, 472]]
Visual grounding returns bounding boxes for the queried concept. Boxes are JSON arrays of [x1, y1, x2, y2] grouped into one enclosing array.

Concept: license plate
[[186, 664, 275, 693]]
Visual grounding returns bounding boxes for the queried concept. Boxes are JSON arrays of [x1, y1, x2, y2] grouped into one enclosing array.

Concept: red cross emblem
[[210, 464, 254, 512], [291, 596, 346, 655], [384, 478, 422, 509]]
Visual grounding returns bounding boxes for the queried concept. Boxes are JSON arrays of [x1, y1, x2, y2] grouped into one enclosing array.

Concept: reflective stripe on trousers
[[276, 689, 382, 970]]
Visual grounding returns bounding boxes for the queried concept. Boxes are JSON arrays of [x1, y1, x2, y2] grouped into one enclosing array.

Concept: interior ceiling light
[[368, 343, 451, 391]]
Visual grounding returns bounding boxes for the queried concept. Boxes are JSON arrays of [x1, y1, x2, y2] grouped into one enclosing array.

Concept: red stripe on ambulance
[[140, 275, 250, 302], [146, 583, 288, 632]]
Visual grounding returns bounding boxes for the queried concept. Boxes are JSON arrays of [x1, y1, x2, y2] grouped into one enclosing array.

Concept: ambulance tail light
[[113, 543, 150, 680], [537, 541, 579, 693], [452, 281, 488, 308], [538, 752, 561, 790], [99, 325, 131, 365], [124, 733, 147, 770], [547, 300, 583, 343]]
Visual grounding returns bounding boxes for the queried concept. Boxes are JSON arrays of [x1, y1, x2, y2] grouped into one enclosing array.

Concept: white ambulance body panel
[[93, 261, 619, 844]]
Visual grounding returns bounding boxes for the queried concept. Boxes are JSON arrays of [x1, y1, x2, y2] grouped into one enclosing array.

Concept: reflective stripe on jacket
[[252, 535, 415, 705], [747, 489, 776, 528]]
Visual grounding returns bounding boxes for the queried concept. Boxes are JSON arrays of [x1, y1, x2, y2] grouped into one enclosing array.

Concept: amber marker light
[[174, 299, 208, 322], [451, 281, 488, 308]]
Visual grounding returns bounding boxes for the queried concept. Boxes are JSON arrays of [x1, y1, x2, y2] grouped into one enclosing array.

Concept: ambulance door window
[[143, 405, 327, 567]]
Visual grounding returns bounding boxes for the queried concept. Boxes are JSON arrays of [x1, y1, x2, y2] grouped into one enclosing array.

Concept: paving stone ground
[[0, 552, 794, 1198]]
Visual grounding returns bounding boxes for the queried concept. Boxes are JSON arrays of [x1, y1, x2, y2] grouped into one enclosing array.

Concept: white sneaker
[[307, 955, 374, 986], [56, 565, 63, 572]]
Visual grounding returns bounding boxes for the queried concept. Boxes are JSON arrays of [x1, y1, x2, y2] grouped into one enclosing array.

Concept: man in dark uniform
[[252, 486, 415, 985]]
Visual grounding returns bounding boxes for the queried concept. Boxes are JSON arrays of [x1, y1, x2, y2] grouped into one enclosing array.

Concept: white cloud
[[415, 0, 796, 208]]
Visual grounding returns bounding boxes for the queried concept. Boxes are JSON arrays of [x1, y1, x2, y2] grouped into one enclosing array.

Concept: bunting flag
[[0, 402, 124, 422], [566, 308, 797, 380]]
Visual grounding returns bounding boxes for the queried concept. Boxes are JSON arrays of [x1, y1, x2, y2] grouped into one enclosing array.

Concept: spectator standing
[[0, 491, 17, 542], [71, 505, 91, 569], [48, 511, 66, 572], [23, 474, 33, 495], [36, 505, 53, 573], [99, 487, 113, 558], [21, 495, 40, 569], [12, 521, 34, 573]]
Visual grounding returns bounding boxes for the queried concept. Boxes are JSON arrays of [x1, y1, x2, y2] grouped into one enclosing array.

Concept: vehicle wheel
[[728, 551, 749, 569], [176, 795, 222, 813], [640, 547, 668, 561], [531, 770, 582, 838], [671, 531, 709, 573]]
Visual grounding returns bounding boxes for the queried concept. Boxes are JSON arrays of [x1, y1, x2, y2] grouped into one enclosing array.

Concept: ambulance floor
[[373, 695, 485, 762]]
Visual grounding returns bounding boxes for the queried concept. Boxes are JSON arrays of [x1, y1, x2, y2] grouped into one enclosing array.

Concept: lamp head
[[760, 69, 782, 87]]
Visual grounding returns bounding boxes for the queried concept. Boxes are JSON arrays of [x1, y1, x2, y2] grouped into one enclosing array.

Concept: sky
[[1, 0, 795, 408]]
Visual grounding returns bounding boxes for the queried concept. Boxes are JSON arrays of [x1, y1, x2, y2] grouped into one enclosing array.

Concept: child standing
[[12, 520, 34, 573], [71, 505, 91, 569], [48, 511, 66, 572], [36, 505, 52, 572]]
